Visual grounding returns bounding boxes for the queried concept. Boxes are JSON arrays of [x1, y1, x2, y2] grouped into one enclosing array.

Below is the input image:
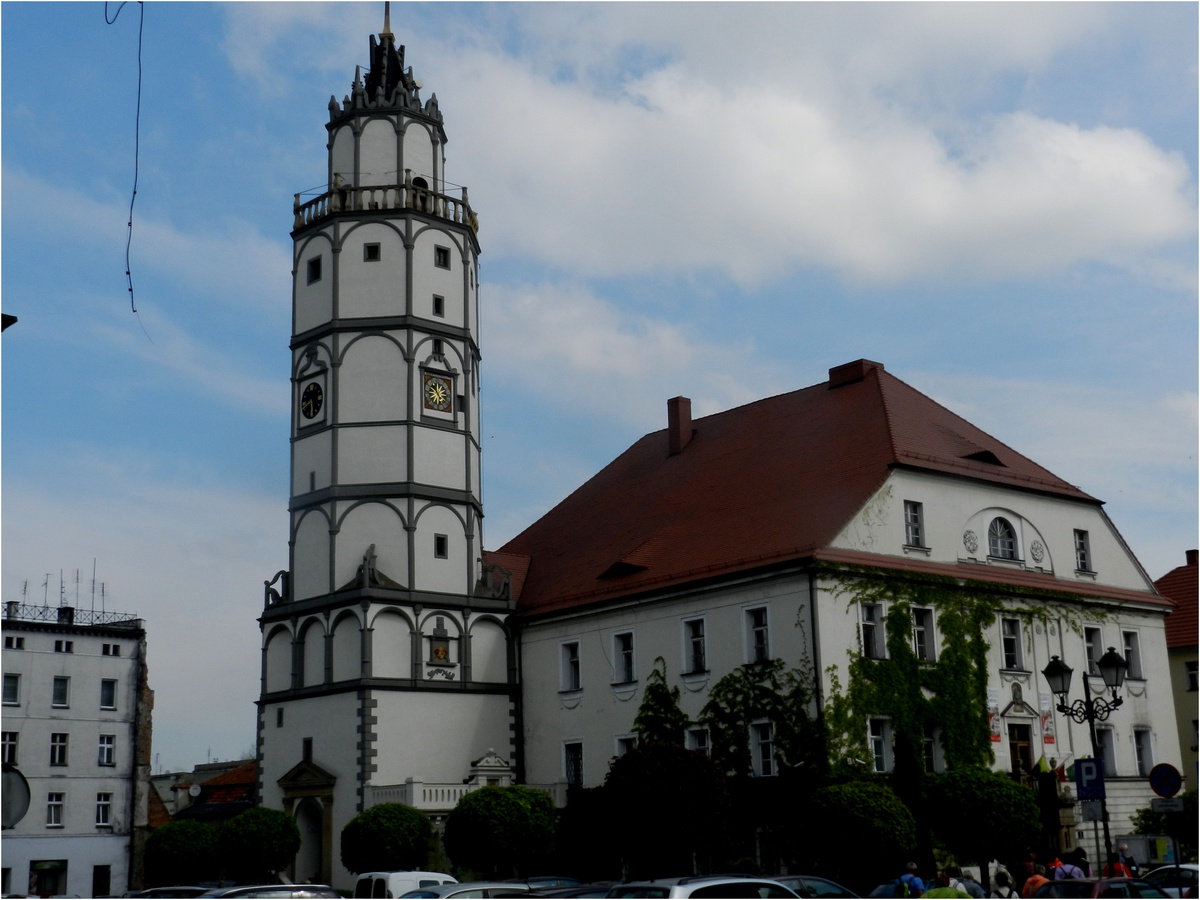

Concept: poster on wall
[[988, 688, 1001, 742], [1040, 691, 1056, 744]]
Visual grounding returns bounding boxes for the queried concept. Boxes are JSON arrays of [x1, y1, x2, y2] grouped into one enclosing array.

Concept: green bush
[[444, 786, 555, 878], [341, 803, 433, 874], [807, 781, 916, 892], [144, 819, 218, 886], [927, 768, 1040, 875], [220, 807, 301, 884]]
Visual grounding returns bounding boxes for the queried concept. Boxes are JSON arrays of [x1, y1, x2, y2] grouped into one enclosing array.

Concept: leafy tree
[[1131, 790, 1198, 862], [219, 807, 301, 884], [927, 768, 1041, 888], [341, 802, 433, 874], [603, 743, 729, 879], [444, 786, 555, 878], [633, 657, 689, 745], [698, 659, 821, 780], [804, 781, 916, 893], [143, 819, 218, 886]]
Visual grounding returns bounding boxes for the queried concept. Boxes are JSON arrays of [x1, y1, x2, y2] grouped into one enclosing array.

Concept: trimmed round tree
[[144, 819, 219, 886], [219, 807, 301, 884], [928, 767, 1041, 887], [807, 781, 917, 892], [341, 802, 434, 875], [603, 743, 729, 879], [444, 786, 556, 878]]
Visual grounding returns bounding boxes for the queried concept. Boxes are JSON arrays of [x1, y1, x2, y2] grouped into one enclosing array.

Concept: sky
[[1, 2, 1196, 773]]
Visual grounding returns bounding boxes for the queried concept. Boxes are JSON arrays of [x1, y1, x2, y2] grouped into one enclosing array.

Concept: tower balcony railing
[[294, 171, 478, 234]]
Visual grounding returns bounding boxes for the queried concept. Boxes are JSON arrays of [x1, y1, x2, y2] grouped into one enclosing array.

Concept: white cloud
[[483, 281, 792, 430], [1, 458, 286, 772]]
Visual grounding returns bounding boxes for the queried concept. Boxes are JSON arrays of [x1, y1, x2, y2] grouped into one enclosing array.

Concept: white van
[[354, 871, 459, 898]]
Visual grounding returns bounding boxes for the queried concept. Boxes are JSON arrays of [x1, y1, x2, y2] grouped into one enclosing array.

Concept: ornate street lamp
[[1042, 648, 1129, 861]]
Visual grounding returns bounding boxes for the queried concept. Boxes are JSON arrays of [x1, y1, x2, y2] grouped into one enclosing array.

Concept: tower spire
[[380, 1, 394, 43]]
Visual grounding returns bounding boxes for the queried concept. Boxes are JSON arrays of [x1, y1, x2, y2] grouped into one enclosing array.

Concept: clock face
[[300, 381, 324, 420], [423, 374, 452, 412]]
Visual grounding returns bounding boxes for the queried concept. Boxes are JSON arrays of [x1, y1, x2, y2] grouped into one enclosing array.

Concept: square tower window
[[432, 295, 445, 317], [434, 534, 448, 559], [434, 246, 451, 269], [306, 256, 322, 284], [363, 243, 381, 262]]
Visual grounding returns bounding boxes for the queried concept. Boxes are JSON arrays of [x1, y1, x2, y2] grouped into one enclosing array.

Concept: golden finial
[[380, 2, 394, 42]]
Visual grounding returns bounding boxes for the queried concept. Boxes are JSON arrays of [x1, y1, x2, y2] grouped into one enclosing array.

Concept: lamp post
[[1042, 648, 1128, 862]]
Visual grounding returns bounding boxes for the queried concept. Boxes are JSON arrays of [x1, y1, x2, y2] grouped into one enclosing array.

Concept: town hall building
[[257, 12, 1183, 890]]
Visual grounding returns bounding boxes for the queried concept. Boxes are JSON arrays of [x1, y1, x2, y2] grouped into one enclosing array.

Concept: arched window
[[988, 517, 1018, 560]]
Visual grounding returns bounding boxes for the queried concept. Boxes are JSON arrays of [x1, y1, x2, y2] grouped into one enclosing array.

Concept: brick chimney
[[828, 359, 884, 388], [668, 396, 693, 456], [1187, 549, 1198, 567]]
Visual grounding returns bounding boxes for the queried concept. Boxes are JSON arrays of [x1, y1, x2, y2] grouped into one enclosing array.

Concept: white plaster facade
[[1, 606, 151, 898]]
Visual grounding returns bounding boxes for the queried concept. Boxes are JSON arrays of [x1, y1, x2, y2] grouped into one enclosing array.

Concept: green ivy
[[633, 656, 690, 745]]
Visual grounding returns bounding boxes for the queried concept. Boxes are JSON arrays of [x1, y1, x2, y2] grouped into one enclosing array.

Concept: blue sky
[[2, 2, 1196, 772]]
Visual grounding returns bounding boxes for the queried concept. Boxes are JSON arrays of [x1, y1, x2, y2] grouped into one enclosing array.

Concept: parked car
[[196, 888, 339, 899], [770, 877, 859, 899], [605, 876, 801, 898], [356, 872, 459, 897], [532, 887, 613, 898], [517, 879, 584, 890], [399, 883, 534, 899], [1142, 866, 1200, 899], [123, 890, 212, 899], [1031, 877, 1170, 898]]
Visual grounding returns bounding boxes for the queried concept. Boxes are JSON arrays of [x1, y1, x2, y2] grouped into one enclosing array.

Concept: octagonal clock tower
[[257, 11, 517, 887]]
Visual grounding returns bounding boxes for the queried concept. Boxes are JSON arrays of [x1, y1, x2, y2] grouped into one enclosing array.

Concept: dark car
[[123, 890, 212, 899], [1032, 877, 1170, 898], [197, 888, 339, 899], [770, 877, 859, 899]]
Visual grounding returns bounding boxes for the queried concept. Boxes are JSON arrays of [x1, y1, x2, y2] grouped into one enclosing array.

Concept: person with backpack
[[1021, 865, 1050, 898], [991, 871, 1018, 899], [896, 862, 926, 898]]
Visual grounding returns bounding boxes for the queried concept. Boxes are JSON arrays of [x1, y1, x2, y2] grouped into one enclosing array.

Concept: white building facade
[[256, 16, 516, 891], [2, 603, 152, 898]]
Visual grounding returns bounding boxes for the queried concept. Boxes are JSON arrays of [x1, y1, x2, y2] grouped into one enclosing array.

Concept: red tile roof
[[497, 361, 1140, 616], [1157, 550, 1198, 649]]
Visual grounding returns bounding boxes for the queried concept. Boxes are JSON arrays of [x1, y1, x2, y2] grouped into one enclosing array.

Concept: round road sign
[[1149, 762, 1182, 798]]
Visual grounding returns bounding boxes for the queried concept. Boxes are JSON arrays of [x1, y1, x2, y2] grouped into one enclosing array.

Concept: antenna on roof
[[21, 580, 27, 602], [91, 559, 97, 613], [380, 1, 394, 42], [42, 573, 50, 607]]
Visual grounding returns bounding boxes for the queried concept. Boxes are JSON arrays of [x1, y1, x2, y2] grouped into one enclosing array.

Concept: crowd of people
[[891, 843, 1142, 899]]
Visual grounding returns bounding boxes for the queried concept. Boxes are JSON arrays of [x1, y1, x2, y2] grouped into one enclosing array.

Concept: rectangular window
[[53, 640, 73, 653], [276, 707, 284, 727], [1097, 726, 1117, 777], [687, 727, 710, 757], [615, 735, 637, 758], [434, 246, 451, 269], [92, 865, 112, 898], [912, 608, 935, 662], [684, 618, 706, 674], [46, 792, 65, 827], [50, 733, 69, 767], [613, 632, 635, 684], [306, 256, 322, 284], [746, 607, 770, 664], [904, 500, 924, 547], [100, 679, 117, 710], [2, 674, 19, 706], [861, 603, 884, 659], [432, 294, 445, 317], [564, 742, 583, 788], [98, 734, 115, 767], [1074, 529, 1092, 572], [1001, 618, 1023, 670], [869, 718, 892, 773], [1084, 626, 1103, 676], [433, 534, 448, 559], [95, 793, 113, 827], [1188, 661, 1198, 692], [561, 642, 581, 692], [1133, 729, 1153, 776], [2, 732, 17, 765], [52, 676, 70, 708], [752, 722, 775, 776], [1008, 723, 1032, 775], [363, 242, 381, 262], [101, 643, 121, 657], [4, 636, 24, 650], [1123, 631, 1143, 680], [922, 725, 942, 774]]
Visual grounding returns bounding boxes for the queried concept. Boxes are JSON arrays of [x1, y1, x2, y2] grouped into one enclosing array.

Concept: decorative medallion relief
[[1030, 540, 1045, 563], [963, 530, 979, 554]]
